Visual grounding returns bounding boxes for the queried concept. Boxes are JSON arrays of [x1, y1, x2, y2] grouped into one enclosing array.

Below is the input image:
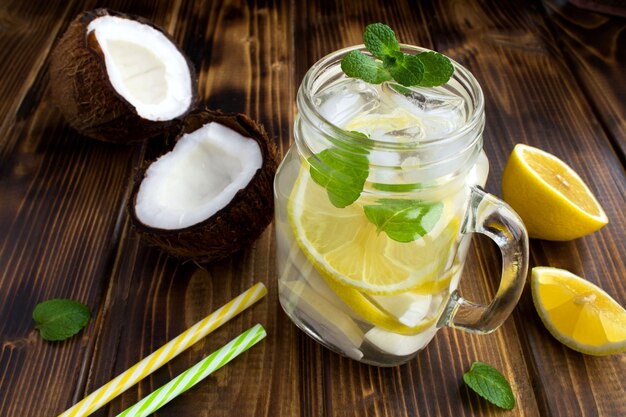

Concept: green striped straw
[[116, 324, 266, 417]]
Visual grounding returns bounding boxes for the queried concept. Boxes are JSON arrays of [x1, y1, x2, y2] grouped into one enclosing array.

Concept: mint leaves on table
[[33, 299, 91, 341], [463, 361, 515, 410], [341, 23, 454, 87], [364, 199, 442, 243]]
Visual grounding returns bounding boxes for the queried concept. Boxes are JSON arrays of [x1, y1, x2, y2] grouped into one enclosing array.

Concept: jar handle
[[441, 186, 529, 333]]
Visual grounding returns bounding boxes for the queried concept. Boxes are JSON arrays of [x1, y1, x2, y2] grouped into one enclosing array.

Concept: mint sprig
[[33, 299, 91, 341], [364, 199, 442, 243], [341, 23, 454, 87], [463, 361, 515, 410]]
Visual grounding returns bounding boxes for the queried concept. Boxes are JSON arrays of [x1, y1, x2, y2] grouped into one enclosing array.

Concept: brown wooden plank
[[420, 1, 626, 416], [541, 0, 626, 160], [2, 1, 625, 417], [0, 0, 78, 162], [291, 1, 541, 416], [0, 1, 181, 416], [0, 74, 145, 417], [76, 1, 299, 417]]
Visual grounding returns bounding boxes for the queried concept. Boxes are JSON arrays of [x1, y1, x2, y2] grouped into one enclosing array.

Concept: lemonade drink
[[274, 45, 500, 366]]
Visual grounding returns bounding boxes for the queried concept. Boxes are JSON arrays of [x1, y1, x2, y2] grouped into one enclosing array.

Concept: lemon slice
[[321, 273, 437, 335], [502, 144, 608, 241], [531, 267, 626, 356], [288, 166, 460, 295], [344, 107, 422, 142], [292, 242, 451, 335]]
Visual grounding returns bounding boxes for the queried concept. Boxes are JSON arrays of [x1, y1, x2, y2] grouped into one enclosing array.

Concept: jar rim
[[298, 44, 485, 151]]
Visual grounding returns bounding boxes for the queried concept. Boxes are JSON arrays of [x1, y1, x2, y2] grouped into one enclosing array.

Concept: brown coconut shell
[[129, 108, 280, 263], [49, 8, 197, 143]]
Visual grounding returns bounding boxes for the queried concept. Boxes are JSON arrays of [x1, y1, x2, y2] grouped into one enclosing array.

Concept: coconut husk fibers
[[129, 109, 280, 263], [49, 8, 197, 143]]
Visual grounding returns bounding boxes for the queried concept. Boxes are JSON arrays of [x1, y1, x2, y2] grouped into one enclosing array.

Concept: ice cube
[[385, 83, 464, 113], [371, 292, 432, 327], [364, 324, 438, 356], [400, 155, 421, 170], [381, 83, 467, 139], [368, 149, 401, 167], [344, 107, 426, 142], [317, 80, 380, 127]]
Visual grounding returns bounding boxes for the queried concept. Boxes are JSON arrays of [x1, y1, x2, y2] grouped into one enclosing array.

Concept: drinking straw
[[116, 324, 266, 417], [58, 282, 267, 417]]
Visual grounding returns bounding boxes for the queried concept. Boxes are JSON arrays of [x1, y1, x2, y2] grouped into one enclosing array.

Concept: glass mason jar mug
[[274, 45, 528, 366]]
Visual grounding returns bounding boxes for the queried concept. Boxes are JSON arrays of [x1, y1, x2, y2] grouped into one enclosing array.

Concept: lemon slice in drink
[[288, 166, 460, 296], [344, 107, 422, 141], [293, 243, 452, 335], [321, 273, 438, 335], [531, 267, 626, 356], [502, 144, 608, 241]]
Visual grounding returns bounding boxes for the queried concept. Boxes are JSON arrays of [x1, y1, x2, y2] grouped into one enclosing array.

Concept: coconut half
[[129, 109, 279, 262], [50, 9, 197, 143]]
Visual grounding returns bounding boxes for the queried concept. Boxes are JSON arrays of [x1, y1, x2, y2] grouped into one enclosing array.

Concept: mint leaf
[[387, 54, 424, 87], [341, 50, 392, 84], [364, 199, 442, 242], [381, 50, 404, 69], [309, 147, 369, 208], [373, 183, 421, 192], [416, 52, 455, 87], [388, 83, 412, 95], [363, 23, 399, 60], [341, 23, 455, 87], [463, 361, 515, 410], [33, 299, 91, 341]]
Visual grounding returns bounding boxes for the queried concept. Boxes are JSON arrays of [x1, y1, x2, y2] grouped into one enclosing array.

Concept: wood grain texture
[[75, 1, 299, 417], [0, 1, 178, 416], [0, 0, 77, 162], [292, 1, 540, 416], [421, 0, 626, 416], [0, 1, 624, 417], [541, 0, 626, 160]]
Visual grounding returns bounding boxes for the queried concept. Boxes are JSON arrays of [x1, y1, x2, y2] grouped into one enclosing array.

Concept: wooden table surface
[[1, 1, 625, 416]]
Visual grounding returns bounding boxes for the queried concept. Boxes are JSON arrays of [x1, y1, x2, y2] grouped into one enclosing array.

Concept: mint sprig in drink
[[274, 24, 526, 366]]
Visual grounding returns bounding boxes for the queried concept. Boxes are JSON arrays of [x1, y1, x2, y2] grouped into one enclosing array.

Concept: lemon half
[[502, 144, 608, 241], [531, 267, 626, 356]]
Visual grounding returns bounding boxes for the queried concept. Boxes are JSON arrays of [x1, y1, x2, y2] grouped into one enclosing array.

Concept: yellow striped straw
[[57, 282, 267, 417]]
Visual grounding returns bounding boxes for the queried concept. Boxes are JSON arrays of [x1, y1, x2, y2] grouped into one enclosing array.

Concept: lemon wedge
[[288, 166, 459, 295], [531, 267, 626, 356], [502, 144, 608, 241]]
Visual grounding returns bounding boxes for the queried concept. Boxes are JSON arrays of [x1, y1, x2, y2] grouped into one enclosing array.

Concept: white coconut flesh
[[135, 122, 263, 229], [87, 15, 193, 121]]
